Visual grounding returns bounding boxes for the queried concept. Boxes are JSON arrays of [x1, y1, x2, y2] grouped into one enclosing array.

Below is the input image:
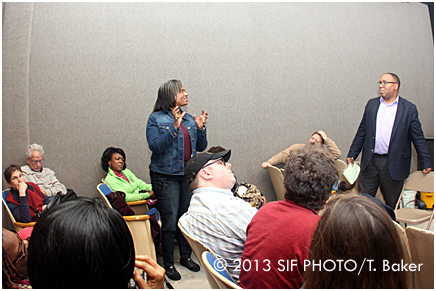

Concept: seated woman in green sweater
[[101, 147, 152, 202]]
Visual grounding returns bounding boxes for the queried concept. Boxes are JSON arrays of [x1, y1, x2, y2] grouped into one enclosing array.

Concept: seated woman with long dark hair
[[304, 195, 409, 289], [101, 147, 152, 202], [27, 197, 164, 289]]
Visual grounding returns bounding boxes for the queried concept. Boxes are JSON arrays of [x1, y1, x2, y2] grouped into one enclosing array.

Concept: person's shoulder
[[367, 97, 380, 104], [150, 110, 174, 123], [149, 110, 165, 120], [42, 167, 55, 174], [122, 168, 135, 176], [21, 165, 31, 173], [291, 143, 305, 149], [26, 182, 38, 191], [105, 170, 116, 179], [398, 96, 416, 108]]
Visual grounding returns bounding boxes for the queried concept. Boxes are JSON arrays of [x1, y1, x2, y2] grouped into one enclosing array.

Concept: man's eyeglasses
[[201, 157, 226, 169], [29, 159, 43, 165], [11, 229, 26, 264], [378, 81, 396, 86]]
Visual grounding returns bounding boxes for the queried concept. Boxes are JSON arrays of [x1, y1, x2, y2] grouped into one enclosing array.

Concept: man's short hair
[[26, 144, 44, 158], [284, 145, 338, 211], [207, 145, 227, 154], [386, 72, 400, 91], [4, 164, 22, 183]]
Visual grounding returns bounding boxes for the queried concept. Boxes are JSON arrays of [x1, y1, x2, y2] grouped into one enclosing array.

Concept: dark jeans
[[358, 154, 404, 209], [150, 171, 193, 267]]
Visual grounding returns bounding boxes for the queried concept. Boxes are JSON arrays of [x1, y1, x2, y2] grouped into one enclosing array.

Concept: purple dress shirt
[[374, 96, 399, 155]]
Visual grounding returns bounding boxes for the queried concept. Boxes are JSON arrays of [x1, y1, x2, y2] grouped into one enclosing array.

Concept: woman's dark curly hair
[[284, 145, 338, 211], [100, 147, 126, 172]]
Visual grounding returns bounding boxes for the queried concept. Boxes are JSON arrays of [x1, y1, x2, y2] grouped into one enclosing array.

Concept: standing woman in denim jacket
[[146, 80, 208, 281]]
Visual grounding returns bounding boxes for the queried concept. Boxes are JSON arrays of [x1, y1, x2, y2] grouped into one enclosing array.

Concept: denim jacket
[[146, 109, 208, 175]]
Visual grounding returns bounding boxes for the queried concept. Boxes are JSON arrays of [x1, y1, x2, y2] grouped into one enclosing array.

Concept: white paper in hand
[[343, 163, 360, 184]]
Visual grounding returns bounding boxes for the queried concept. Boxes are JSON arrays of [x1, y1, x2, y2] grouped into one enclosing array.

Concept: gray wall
[[3, 3, 434, 225]]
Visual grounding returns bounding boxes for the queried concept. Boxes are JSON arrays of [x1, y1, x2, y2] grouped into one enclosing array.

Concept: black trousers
[[150, 171, 192, 267], [358, 154, 404, 209]]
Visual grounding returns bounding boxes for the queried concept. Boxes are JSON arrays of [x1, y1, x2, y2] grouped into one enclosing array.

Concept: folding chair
[[100, 179, 150, 215], [202, 251, 241, 289], [2, 189, 36, 231], [97, 183, 157, 261], [393, 222, 414, 288], [266, 165, 285, 201], [406, 226, 434, 289], [394, 171, 434, 229]]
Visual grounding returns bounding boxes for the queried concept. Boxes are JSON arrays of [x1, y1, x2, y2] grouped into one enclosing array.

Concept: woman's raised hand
[[193, 109, 208, 130], [171, 106, 185, 129]]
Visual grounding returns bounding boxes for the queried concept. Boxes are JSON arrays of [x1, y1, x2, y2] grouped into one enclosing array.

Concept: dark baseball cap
[[185, 150, 231, 184]]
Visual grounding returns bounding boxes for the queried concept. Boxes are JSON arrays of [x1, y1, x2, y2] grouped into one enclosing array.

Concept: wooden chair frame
[[201, 251, 241, 289], [97, 183, 157, 261]]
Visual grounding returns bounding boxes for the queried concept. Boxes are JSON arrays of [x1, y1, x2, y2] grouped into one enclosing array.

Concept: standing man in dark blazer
[[347, 73, 432, 209]]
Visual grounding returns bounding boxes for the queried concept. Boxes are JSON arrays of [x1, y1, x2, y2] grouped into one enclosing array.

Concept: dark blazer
[[347, 96, 431, 181]]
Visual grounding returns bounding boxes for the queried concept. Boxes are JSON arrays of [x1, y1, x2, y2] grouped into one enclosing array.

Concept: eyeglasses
[[378, 81, 396, 86], [201, 157, 226, 169], [10, 230, 26, 264], [29, 159, 43, 165]]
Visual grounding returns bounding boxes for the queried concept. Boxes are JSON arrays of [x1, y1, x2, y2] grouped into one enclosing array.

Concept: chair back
[[393, 222, 414, 288], [147, 207, 160, 222], [2, 189, 16, 224], [178, 221, 219, 289], [335, 159, 347, 180], [394, 172, 434, 228], [97, 183, 112, 195], [402, 171, 434, 193], [395, 171, 434, 210], [406, 226, 434, 289], [96, 183, 157, 261], [96, 183, 112, 207], [334, 159, 360, 195], [266, 165, 285, 201], [2, 189, 36, 231], [202, 251, 241, 289], [124, 211, 157, 262], [98, 181, 149, 214]]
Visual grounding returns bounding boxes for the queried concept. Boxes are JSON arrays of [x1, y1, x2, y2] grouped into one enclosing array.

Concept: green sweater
[[105, 168, 152, 202]]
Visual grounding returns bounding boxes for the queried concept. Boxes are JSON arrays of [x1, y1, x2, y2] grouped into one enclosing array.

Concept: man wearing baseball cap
[[179, 149, 257, 281]]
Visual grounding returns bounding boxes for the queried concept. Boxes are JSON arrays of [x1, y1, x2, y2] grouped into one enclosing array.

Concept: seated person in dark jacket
[[4, 164, 50, 223]]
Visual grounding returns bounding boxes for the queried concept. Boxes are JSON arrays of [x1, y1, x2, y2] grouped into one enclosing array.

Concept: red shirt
[[180, 124, 192, 162], [239, 200, 320, 289]]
